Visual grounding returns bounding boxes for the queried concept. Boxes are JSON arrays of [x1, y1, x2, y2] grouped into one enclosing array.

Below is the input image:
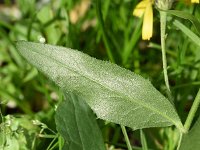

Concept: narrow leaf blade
[[55, 93, 105, 150], [165, 10, 200, 35], [173, 20, 200, 47], [16, 41, 184, 131]]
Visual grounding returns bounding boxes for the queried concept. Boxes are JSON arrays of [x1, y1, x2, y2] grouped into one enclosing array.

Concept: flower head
[[155, 0, 174, 10], [191, 0, 199, 3], [133, 0, 154, 40]]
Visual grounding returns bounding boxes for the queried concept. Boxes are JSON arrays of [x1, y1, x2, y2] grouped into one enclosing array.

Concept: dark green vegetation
[[1, 0, 200, 150]]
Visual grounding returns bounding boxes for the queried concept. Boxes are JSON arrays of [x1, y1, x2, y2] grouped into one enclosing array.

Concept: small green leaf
[[16, 41, 184, 131], [55, 92, 105, 150], [165, 10, 200, 35], [180, 115, 200, 150]]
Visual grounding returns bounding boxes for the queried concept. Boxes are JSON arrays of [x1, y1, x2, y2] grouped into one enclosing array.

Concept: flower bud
[[155, 0, 174, 10]]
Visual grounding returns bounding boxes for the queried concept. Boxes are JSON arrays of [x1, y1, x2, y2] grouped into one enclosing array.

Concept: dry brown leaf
[[69, 0, 91, 24]]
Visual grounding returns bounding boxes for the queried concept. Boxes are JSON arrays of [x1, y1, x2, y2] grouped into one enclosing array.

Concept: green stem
[[176, 132, 183, 150], [159, 11, 172, 102], [58, 135, 63, 150], [184, 88, 200, 131], [172, 81, 200, 89], [121, 125, 132, 150], [148, 42, 177, 57], [140, 129, 148, 150], [27, 13, 37, 41], [0, 108, 5, 150], [38, 134, 57, 138], [96, 0, 115, 63], [177, 89, 200, 149]]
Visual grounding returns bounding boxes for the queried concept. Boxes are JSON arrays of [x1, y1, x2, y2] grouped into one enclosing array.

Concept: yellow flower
[[133, 0, 154, 40], [185, 0, 199, 4], [191, 0, 199, 3]]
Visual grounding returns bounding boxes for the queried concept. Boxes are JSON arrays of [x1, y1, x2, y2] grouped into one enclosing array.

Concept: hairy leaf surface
[[16, 41, 184, 130], [55, 93, 105, 150]]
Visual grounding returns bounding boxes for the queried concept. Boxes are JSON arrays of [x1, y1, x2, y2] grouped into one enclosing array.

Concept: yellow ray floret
[[142, 3, 153, 40], [191, 0, 199, 3], [133, 0, 154, 40]]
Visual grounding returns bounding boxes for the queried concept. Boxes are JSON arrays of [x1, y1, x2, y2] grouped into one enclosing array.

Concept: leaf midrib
[[30, 48, 178, 126]]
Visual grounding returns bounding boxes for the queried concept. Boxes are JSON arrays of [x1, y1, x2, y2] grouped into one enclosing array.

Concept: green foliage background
[[0, 0, 200, 149]]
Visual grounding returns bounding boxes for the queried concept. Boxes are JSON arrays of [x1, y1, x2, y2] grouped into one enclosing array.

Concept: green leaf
[[180, 115, 200, 150], [55, 92, 105, 150], [173, 20, 200, 47], [165, 10, 200, 35], [16, 41, 184, 131]]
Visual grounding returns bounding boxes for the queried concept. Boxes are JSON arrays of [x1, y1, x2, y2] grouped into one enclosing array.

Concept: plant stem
[[176, 88, 200, 150], [38, 134, 57, 138], [159, 11, 172, 102], [176, 132, 183, 150], [140, 129, 148, 150], [96, 0, 115, 63], [121, 125, 132, 150], [184, 88, 200, 131]]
